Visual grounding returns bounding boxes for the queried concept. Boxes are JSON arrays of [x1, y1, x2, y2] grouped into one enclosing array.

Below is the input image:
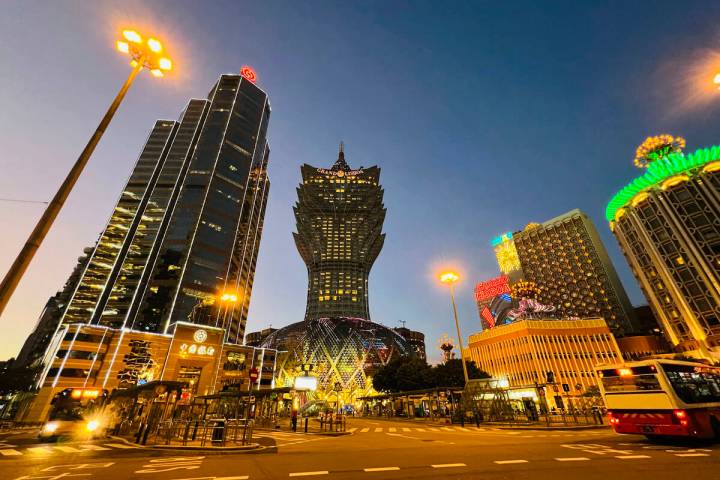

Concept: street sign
[[249, 367, 259, 383]]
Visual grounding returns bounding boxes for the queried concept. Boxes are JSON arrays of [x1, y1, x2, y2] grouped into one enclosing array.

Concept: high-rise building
[[59, 73, 270, 344], [510, 209, 638, 336], [607, 136, 720, 359], [393, 326, 427, 361], [293, 144, 386, 321], [15, 248, 92, 368]]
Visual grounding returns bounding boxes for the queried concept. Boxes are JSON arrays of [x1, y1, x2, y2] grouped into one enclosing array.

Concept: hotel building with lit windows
[[466, 317, 623, 395], [21, 71, 275, 422], [510, 210, 639, 337], [607, 139, 720, 359], [293, 144, 386, 321]]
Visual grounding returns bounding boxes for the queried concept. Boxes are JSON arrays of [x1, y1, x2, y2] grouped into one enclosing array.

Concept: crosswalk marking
[[364, 467, 399, 472], [289, 471, 328, 477], [494, 460, 528, 464], [374, 428, 383, 432], [388, 427, 396, 432], [415, 428, 426, 432], [615, 455, 651, 460], [402, 428, 411, 432], [555, 457, 590, 462], [80, 444, 111, 451], [360, 428, 369, 433], [675, 453, 709, 457], [55, 446, 83, 453], [347, 428, 357, 433], [428, 428, 440, 432], [441, 427, 455, 432], [27, 447, 53, 454], [0, 449, 22, 456], [432, 463, 466, 468]]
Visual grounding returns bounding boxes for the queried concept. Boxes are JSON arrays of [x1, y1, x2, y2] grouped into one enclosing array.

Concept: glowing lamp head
[[714, 73, 720, 87], [116, 41, 130, 54], [123, 30, 142, 44], [150, 69, 164, 78], [147, 38, 162, 53], [86, 420, 100, 432], [220, 293, 238, 302], [158, 58, 172, 71], [439, 271, 460, 284], [43, 422, 59, 434], [617, 367, 633, 377]]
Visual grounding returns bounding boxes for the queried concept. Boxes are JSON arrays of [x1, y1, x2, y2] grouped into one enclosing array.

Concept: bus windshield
[[599, 365, 662, 393], [660, 364, 720, 404]]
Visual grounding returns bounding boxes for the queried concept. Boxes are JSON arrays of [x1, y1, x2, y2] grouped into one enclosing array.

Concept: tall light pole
[[439, 271, 469, 385], [0, 29, 174, 316]]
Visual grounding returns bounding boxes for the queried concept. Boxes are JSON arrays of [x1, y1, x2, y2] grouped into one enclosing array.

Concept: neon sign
[[240, 65, 257, 83], [474, 275, 510, 302]]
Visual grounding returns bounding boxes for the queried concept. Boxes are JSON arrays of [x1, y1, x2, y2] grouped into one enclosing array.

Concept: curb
[[109, 435, 263, 452], [254, 429, 350, 437]]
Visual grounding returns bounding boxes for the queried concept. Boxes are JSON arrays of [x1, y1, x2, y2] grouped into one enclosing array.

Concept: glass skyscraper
[[59, 73, 271, 344], [293, 145, 386, 321]]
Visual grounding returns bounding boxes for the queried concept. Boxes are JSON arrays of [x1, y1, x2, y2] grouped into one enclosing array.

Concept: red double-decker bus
[[596, 359, 720, 439]]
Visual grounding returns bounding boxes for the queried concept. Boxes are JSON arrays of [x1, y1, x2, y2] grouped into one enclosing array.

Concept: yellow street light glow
[[147, 38, 162, 53], [150, 69, 164, 78], [116, 41, 129, 53], [714, 73, 720, 86], [439, 271, 460, 284], [220, 293, 238, 302], [158, 58, 172, 71], [123, 30, 142, 44]]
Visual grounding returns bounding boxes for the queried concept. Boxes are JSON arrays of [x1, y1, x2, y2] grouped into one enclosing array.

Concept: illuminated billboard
[[474, 275, 510, 302], [491, 232, 521, 275]]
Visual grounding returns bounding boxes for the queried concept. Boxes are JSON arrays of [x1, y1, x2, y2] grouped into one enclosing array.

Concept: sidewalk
[[359, 415, 610, 430], [110, 435, 263, 451]]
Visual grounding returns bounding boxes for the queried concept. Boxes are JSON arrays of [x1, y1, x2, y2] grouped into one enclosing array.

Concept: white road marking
[[364, 467, 400, 472], [347, 428, 357, 433], [55, 446, 83, 453], [374, 428, 383, 433], [675, 453, 710, 457], [428, 428, 440, 432], [555, 457, 590, 462], [360, 428, 369, 433], [26, 447, 53, 454], [289, 472, 329, 477], [415, 428, 426, 432], [105, 443, 137, 449], [388, 427, 396, 432], [80, 444, 111, 451], [432, 463, 466, 468], [0, 449, 22, 456], [441, 427, 455, 432], [402, 428, 411, 432], [494, 460, 528, 464], [615, 455, 651, 460]]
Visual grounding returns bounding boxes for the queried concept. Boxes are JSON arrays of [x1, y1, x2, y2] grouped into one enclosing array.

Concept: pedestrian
[[291, 410, 298, 432]]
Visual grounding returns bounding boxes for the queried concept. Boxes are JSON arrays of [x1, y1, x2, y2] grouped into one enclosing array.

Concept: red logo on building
[[240, 66, 257, 83], [474, 275, 510, 302]]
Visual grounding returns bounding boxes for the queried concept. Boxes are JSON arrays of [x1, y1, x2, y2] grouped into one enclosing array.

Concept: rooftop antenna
[[399, 320, 407, 328]]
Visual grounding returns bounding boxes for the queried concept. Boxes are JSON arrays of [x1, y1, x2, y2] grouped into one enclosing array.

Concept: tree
[[372, 356, 435, 393], [433, 359, 490, 388]]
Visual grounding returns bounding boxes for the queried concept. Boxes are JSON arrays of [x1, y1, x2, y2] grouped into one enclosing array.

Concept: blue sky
[[2, 0, 720, 362]]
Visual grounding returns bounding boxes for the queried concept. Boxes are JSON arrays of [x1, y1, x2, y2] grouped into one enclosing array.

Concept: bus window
[[661, 364, 720, 404], [601, 373, 662, 393]]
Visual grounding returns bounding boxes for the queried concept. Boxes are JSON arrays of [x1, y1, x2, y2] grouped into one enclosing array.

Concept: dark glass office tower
[[60, 74, 271, 344], [294, 145, 386, 321]]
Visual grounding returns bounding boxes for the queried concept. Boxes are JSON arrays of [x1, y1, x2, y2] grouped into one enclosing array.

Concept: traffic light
[[546, 371, 555, 384]]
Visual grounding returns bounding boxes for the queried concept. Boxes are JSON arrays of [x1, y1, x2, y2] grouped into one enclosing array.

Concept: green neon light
[[605, 145, 720, 222]]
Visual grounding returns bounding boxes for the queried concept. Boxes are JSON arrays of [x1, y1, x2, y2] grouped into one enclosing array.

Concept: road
[[1, 417, 718, 479]]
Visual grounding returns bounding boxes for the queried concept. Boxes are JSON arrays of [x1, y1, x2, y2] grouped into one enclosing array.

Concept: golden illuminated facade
[[23, 322, 277, 422], [512, 210, 638, 336], [467, 318, 623, 392], [492, 232, 523, 281], [608, 141, 720, 358], [59, 74, 271, 345], [293, 145, 385, 320]]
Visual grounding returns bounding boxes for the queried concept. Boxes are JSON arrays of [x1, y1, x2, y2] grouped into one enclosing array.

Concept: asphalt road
[[1, 417, 719, 479]]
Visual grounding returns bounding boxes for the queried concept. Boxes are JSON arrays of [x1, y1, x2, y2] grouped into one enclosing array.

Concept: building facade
[[59, 73, 270, 344], [393, 326, 427, 361], [466, 318, 623, 394], [293, 144, 386, 321], [607, 139, 720, 359], [510, 210, 638, 336]]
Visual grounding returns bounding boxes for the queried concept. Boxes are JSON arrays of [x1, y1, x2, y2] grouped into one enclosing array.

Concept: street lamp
[[0, 29, 174, 316], [439, 271, 469, 385]]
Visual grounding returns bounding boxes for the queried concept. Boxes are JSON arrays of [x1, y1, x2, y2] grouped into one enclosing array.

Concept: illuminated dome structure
[[260, 317, 410, 397]]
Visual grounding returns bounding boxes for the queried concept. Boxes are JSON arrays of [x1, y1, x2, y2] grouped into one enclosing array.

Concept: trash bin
[[212, 420, 225, 443]]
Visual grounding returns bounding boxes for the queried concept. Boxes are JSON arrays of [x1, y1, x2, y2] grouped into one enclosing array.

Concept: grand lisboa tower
[[261, 144, 410, 397]]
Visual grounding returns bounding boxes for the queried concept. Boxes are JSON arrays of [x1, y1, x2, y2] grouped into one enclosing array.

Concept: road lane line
[[555, 457, 590, 462], [432, 463, 466, 468], [675, 453, 709, 457], [615, 455, 651, 460], [0, 449, 22, 456], [364, 467, 400, 472], [215, 477, 249, 480], [388, 427, 396, 432], [55, 446, 83, 453], [374, 428, 383, 433], [289, 472, 329, 477], [494, 460, 528, 464], [360, 428, 370, 433]]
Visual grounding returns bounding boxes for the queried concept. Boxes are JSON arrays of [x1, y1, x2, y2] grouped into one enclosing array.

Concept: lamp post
[[439, 271, 469, 385], [210, 291, 239, 394], [0, 29, 174, 316]]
